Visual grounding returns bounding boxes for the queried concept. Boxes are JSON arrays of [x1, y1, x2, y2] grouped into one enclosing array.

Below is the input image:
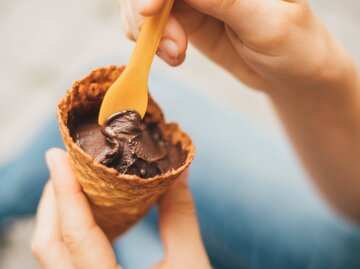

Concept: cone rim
[[57, 65, 195, 184]]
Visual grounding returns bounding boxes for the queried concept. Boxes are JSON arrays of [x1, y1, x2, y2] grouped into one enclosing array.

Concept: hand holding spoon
[[98, 0, 174, 124]]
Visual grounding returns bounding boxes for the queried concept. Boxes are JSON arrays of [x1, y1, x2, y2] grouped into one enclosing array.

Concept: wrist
[[271, 32, 358, 97]]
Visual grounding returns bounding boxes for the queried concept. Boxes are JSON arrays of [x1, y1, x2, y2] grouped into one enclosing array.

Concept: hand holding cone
[[56, 65, 195, 240]]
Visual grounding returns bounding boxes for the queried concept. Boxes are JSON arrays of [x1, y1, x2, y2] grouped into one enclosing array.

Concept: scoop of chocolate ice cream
[[72, 110, 185, 178]]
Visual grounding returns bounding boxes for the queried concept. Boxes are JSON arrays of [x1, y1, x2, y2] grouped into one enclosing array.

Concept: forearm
[[269, 41, 360, 221]]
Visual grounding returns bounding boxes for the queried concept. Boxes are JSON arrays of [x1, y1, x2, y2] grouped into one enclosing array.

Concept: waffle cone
[[57, 65, 195, 240]]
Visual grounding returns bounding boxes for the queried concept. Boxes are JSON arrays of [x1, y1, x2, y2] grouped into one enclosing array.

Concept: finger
[[171, 3, 227, 63], [186, 0, 288, 36], [224, 25, 273, 90], [33, 181, 61, 243], [31, 181, 74, 269], [120, 0, 188, 65], [185, 0, 242, 20], [157, 49, 186, 67], [46, 148, 120, 269], [46, 149, 95, 234], [183, 0, 261, 34], [123, 0, 142, 39], [158, 171, 211, 268], [120, 0, 136, 41], [136, 0, 166, 16], [157, 14, 188, 64]]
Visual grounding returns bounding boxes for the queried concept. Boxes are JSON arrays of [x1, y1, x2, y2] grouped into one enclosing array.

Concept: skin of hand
[[121, 0, 360, 221], [120, 0, 350, 91], [31, 148, 211, 269]]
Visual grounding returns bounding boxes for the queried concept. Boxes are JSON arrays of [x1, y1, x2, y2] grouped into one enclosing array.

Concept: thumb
[[157, 171, 210, 268], [46, 148, 120, 269]]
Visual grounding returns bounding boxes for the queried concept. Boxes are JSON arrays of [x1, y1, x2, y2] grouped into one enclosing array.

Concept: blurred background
[[1, 0, 360, 268]]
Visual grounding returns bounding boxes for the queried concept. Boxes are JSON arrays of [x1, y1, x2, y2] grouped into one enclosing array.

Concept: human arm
[[31, 148, 211, 269], [121, 0, 360, 221]]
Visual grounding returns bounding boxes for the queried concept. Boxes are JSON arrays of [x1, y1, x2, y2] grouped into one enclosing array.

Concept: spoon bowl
[[98, 0, 174, 125]]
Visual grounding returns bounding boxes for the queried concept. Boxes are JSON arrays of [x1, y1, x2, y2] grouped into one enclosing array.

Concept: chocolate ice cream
[[70, 109, 186, 178]]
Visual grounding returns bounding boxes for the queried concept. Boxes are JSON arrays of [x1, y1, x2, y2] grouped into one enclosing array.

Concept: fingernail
[[137, 0, 151, 13], [157, 49, 178, 66], [159, 39, 178, 59]]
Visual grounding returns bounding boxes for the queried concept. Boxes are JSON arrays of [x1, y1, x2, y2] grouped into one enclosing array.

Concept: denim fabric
[[0, 119, 64, 221], [1, 74, 360, 268]]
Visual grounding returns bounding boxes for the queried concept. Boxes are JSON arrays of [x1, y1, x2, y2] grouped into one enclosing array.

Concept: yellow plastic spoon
[[98, 0, 174, 125]]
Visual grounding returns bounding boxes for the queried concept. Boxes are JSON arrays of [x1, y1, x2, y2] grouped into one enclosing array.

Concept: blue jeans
[[1, 74, 360, 269]]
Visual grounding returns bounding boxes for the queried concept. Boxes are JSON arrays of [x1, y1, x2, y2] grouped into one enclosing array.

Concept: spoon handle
[[128, 0, 174, 74]]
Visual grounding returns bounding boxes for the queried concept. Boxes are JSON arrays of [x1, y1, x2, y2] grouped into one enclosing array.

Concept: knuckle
[[284, 4, 302, 23], [172, 195, 196, 217], [177, 200, 196, 216], [61, 229, 79, 252], [217, 0, 239, 11], [31, 240, 46, 260], [290, 3, 311, 26], [254, 20, 288, 49], [61, 223, 99, 253], [174, 206, 196, 218], [202, 0, 239, 15], [30, 241, 39, 256], [264, 30, 287, 48], [250, 5, 308, 49]]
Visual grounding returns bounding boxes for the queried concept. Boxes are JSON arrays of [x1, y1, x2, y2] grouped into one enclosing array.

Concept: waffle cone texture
[[57, 65, 195, 240]]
